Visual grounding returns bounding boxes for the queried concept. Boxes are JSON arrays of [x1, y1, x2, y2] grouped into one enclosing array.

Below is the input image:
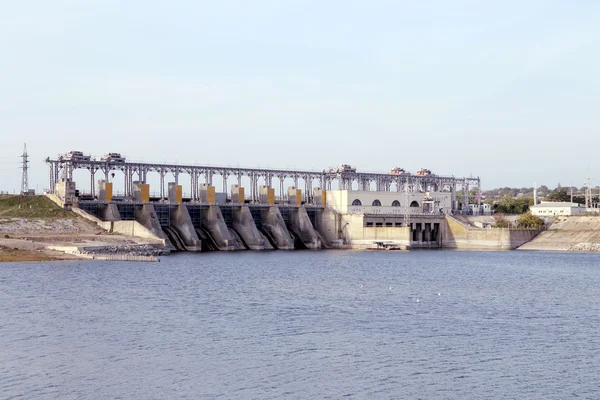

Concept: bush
[[493, 213, 510, 228], [517, 212, 544, 229]]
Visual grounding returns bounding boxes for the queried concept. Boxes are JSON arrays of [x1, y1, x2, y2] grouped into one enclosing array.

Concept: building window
[[410, 200, 419, 207], [386, 222, 393, 227], [391, 200, 401, 207], [375, 222, 383, 227], [352, 199, 362, 206], [372, 199, 382, 206], [366, 222, 373, 227]]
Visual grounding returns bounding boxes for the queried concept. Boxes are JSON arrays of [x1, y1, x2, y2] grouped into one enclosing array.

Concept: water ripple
[[1, 251, 600, 399]]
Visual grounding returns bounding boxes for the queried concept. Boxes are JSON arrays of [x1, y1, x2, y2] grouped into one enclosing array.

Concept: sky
[[1, 0, 599, 193]]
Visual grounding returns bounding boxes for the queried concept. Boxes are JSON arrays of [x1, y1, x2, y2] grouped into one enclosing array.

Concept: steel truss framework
[[46, 158, 481, 207]]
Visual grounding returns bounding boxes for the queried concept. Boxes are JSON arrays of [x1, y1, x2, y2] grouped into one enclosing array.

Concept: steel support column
[[160, 170, 166, 200], [90, 167, 96, 197]]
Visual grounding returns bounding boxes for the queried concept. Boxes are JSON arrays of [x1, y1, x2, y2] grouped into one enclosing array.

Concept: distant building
[[530, 201, 586, 216], [469, 203, 493, 215]]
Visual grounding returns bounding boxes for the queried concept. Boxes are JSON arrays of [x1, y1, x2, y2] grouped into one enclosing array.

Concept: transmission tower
[[21, 143, 29, 195]]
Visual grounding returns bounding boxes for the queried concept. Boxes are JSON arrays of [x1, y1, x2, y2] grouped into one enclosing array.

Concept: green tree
[[517, 213, 544, 229], [537, 185, 549, 196], [493, 196, 532, 214], [546, 188, 570, 202]]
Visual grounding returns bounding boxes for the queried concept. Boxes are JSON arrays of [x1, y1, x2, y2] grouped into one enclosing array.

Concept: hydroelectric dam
[[45, 152, 493, 252]]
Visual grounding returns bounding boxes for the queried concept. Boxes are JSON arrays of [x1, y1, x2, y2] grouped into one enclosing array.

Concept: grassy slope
[[0, 196, 72, 218]]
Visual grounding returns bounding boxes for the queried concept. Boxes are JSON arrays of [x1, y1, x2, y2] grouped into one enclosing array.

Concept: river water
[[1, 250, 600, 399]]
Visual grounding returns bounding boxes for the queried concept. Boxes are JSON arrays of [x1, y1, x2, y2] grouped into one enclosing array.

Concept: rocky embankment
[[80, 244, 169, 257], [0, 196, 167, 262], [518, 216, 600, 252]]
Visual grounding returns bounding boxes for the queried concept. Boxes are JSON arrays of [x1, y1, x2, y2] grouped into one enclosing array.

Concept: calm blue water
[[1, 250, 600, 399]]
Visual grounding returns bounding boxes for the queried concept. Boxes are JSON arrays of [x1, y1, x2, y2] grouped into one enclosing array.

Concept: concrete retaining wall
[[71, 204, 167, 244], [518, 216, 600, 251], [315, 209, 410, 249], [443, 217, 539, 250]]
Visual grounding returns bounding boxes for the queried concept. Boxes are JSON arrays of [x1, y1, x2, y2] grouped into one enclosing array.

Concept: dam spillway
[[78, 201, 325, 252]]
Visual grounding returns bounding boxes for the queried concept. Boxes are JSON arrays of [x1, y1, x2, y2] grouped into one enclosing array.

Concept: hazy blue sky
[[1, 0, 599, 192]]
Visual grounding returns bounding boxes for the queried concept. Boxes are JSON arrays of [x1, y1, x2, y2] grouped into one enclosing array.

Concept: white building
[[469, 203, 493, 215], [530, 201, 586, 216], [319, 190, 449, 249], [326, 190, 452, 215]]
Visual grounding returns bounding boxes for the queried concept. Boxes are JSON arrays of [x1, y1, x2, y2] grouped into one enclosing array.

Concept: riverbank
[[0, 196, 166, 262], [518, 216, 600, 252], [0, 242, 75, 262]]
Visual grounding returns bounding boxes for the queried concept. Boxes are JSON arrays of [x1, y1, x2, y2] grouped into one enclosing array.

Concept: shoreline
[[0, 245, 78, 262]]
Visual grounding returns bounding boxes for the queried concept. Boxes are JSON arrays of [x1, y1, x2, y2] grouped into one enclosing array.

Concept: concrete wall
[[55, 179, 76, 208], [443, 217, 540, 250], [108, 221, 168, 243], [313, 208, 344, 247], [70, 205, 167, 244], [46, 193, 66, 209], [315, 209, 410, 249]]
